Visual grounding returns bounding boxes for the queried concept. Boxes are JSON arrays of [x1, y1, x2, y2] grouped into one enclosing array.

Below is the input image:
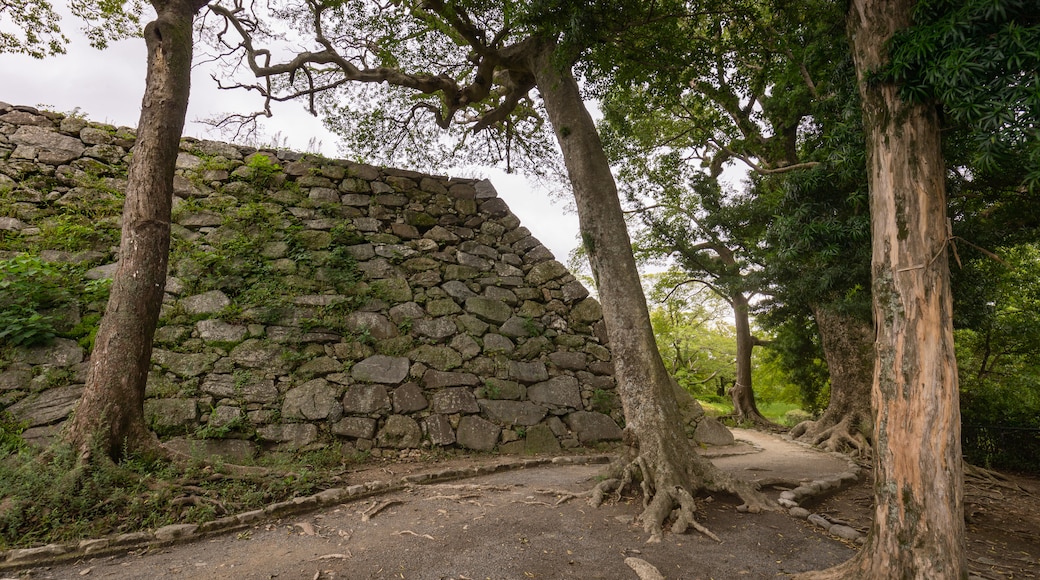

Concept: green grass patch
[[0, 442, 363, 550]]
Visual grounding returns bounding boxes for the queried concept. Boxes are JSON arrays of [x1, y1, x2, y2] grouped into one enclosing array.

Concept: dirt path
[[15, 430, 869, 580], [15, 430, 1040, 579]]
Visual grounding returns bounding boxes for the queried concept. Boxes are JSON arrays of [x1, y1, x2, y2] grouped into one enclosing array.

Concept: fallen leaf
[[295, 522, 317, 536]]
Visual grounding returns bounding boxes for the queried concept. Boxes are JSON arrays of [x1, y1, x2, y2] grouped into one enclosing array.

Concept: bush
[[0, 255, 110, 348]]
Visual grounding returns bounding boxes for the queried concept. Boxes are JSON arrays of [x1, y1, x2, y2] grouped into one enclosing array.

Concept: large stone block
[[196, 319, 248, 343], [332, 416, 377, 439], [409, 345, 462, 371], [351, 355, 410, 384], [152, 349, 221, 378], [342, 384, 391, 414], [423, 370, 480, 389], [431, 387, 480, 414], [693, 416, 735, 446], [8, 384, 84, 427], [564, 411, 623, 443], [144, 398, 198, 432], [10, 125, 85, 163], [257, 423, 318, 448], [392, 382, 428, 413], [283, 378, 341, 420], [528, 376, 582, 410], [456, 415, 500, 451], [510, 361, 548, 384], [180, 290, 231, 315], [464, 297, 512, 324], [479, 400, 547, 426], [424, 414, 456, 446], [11, 338, 84, 366], [524, 424, 562, 455], [376, 415, 423, 448]]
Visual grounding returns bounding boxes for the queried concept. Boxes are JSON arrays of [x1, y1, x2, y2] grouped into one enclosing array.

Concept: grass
[[0, 441, 362, 550], [695, 398, 808, 426]]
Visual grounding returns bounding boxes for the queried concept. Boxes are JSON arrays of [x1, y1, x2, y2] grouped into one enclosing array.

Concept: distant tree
[[645, 274, 737, 400], [625, 178, 775, 425]]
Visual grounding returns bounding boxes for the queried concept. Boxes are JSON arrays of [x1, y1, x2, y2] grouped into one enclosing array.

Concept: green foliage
[[194, 414, 249, 440], [0, 254, 110, 347], [37, 212, 118, 252], [0, 442, 343, 549], [240, 153, 283, 188], [0, 0, 66, 57], [887, 0, 1040, 189], [956, 244, 1040, 430], [647, 280, 736, 402], [0, 0, 143, 58], [756, 314, 831, 415], [0, 412, 29, 454]]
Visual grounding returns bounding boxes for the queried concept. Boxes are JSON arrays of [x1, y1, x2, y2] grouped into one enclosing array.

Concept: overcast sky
[[0, 14, 582, 262]]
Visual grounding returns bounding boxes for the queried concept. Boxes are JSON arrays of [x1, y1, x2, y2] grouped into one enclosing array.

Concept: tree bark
[[64, 0, 206, 461], [729, 291, 772, 425], [798, 0, 966, 577], [790, 305, 873, 455], [526, 40, 773, 542]]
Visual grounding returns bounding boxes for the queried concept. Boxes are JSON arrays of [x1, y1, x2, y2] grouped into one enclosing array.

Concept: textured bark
[[64, 0, 207, 460], [729, 291, 771, 425], [790, 305, 873, 455], [527, 40, 773, 541], [798, 0, 966, 577]]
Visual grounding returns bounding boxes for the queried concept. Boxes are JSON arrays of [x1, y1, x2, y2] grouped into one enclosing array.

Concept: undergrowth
[[0, 442, 357, 550]]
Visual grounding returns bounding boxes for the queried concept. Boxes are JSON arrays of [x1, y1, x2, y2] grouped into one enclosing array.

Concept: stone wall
[[0, 101, 625, 460]]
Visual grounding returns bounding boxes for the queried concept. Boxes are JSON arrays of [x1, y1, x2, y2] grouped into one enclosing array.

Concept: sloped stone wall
[[0, 101, 623, 460]]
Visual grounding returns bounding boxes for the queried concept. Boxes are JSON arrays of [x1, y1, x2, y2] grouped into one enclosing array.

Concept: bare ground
[[12, 429, 1040, 580]]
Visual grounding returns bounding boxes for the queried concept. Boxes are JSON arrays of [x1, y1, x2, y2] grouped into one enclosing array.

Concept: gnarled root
[[964, 461, 1034, 496], [589, 453, 724, 544], [791, 415, 870, 458]]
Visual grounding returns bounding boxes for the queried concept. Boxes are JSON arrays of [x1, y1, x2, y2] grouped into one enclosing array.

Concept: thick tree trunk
[[729, 291, 771, 425], [790, 305, 873, 455], [799, 0, 966, 577], [64, 0, 205, 461], [526, 41, 772, 542]]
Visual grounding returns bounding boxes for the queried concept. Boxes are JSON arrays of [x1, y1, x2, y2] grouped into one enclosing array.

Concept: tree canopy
[[0, 0, 144, 58]]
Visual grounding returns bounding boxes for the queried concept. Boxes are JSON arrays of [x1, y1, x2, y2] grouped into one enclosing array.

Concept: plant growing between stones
[[0, 255, 110, 347]]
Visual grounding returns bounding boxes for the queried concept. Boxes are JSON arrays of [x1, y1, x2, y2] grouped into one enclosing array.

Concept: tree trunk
[[790, 305, 873, 455], [798, 0, 966, 577], [64, 0, 206, 461], [729, 291, 771, 425], [526, 40, 773, 542]]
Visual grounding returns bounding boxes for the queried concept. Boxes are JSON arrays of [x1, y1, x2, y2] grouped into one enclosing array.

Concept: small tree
[[64, 0, 210, 461]]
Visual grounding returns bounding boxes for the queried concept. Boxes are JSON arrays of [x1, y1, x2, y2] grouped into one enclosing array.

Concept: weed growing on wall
[[0, 255, 111, 347]]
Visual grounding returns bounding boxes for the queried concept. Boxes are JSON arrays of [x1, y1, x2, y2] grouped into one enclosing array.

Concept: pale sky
[[0, 14, 582, 263]]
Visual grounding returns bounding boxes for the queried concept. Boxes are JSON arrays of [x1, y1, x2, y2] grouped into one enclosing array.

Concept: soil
[[12, 429, 1040, 580]]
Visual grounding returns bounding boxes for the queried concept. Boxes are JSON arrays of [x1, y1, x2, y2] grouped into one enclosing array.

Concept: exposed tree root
[[590, 449, 776, 543], [790, 415, 870, 458], [964, 462, 1034, 496], [361, 499, 401, 521], [727, 410, 786, 432]]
